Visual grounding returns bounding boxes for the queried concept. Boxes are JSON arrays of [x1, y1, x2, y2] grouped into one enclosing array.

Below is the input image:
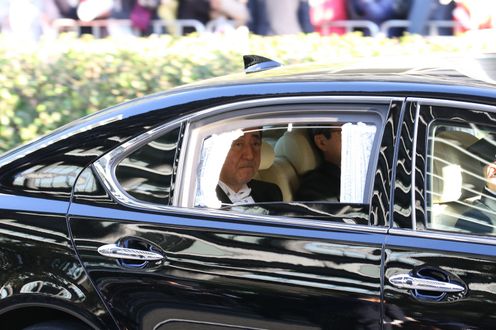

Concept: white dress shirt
[[218, 181, 255, 204]]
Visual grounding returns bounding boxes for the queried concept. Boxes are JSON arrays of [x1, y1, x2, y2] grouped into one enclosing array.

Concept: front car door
[[68, 94, 403, 329], [384, 98, 496, 329]]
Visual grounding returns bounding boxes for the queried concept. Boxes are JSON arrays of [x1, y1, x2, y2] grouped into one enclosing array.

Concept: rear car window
[[427, 122, 496, 236]]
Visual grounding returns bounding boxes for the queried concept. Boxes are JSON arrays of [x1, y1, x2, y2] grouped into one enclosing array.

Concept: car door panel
[[385, 99, 496, 329], [68, 99, 402, 329], [384, 233, 496, 329], [69, 199, 385, 329]]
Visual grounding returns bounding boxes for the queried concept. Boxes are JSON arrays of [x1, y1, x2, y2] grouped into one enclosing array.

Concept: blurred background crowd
[[0, 0, 495, 41], [0, 0, 495, 152]]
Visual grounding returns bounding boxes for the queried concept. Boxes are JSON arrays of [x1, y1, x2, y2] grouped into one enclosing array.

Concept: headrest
[[467, 133, 496, 165], [431, 130, 483, 203], [259, 141, 275, 170], [274, 129, 320, 175]]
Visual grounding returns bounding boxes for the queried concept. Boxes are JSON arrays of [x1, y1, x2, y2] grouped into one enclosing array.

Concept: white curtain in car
[[195, 129, 243, 208], [340, 122, 377, 203]]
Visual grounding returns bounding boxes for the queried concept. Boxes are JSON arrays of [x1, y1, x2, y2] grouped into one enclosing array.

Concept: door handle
[[389, 274, 465, 292], [97, 243, 164, 261]]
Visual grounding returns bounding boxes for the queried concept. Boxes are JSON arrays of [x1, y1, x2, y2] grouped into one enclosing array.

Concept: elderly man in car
[[216, 129, 282, 205]]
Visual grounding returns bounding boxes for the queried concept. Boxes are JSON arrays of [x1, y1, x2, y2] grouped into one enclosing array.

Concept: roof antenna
[[243, 55, 282, 74]]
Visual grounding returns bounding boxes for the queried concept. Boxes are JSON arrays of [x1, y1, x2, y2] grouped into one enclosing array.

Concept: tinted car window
[[427, 122, 496, 236], [115, 127, 180, 204]]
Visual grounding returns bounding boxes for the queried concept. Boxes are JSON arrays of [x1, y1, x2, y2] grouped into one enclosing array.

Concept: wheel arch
[[0, 302, 101, 329]]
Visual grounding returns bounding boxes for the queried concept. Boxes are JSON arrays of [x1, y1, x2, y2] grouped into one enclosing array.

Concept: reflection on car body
[[0, 55, 496, 329]]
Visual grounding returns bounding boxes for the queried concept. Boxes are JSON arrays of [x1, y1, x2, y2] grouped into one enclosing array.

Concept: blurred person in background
[[54, 0, 79, 20], [309, 0, 347, 35], [4, 0, 60, 41], [0, 0, 9, 32], [76, 0, 112, 22], [209, 0, 249, 32], [407, 0, 455, 36], [177, 0, 248, 34], [108, 0, 135, 36], [109, 0, 159, 36], [130, 0, 159, 35], [177, 0, 210, 33], [347, 0, 412, 36], [453, 0, 496, 33], [54, 0, 95, 35], [75, 0, 112, 36], [248, 0, 314, 35], [158, 0, 177, 28]]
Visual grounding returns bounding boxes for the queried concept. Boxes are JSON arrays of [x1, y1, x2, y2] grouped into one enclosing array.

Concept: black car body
[[1, 57, 496, 329]]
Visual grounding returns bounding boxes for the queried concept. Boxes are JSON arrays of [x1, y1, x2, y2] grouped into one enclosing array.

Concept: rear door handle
[[97, 243, 164, 261], [389, 274, 465, 292]]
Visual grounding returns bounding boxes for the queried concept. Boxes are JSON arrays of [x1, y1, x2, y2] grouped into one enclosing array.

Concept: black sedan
[[1, 55, 496, 329]]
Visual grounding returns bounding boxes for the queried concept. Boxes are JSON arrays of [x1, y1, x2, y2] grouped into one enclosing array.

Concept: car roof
[[181, 55, 496, 91]]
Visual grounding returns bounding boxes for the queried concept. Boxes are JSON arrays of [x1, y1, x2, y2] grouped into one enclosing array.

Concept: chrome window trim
[[94, 95, 400, 232], [409, 98, 496, 112], [410, 102, 420, 231], [389, 228, 496, 245], [187, 95, 401, 122]]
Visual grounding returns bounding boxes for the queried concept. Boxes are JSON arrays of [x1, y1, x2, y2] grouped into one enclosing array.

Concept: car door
[[384, 98, 496, 329], [68, 96, 402, 330]]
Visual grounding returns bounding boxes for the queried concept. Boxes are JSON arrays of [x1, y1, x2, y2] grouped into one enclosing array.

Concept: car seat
[[257, 129, 321, 202], [258, 140, 276, 171]]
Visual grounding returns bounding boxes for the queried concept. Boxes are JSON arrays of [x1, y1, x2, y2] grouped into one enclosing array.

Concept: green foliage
[[0, 32, 493, 152]]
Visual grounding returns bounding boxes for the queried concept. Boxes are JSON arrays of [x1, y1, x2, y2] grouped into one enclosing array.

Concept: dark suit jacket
[[295, 162, 340, 201], [216, 180, 282, 204], [248, 0, 313, 35], [455, 189, 496, 234]]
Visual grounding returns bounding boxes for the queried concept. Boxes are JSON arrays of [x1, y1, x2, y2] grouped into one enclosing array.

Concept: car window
[[191, 119, 379, 223], [99, 101, 394, 226], [427, 121, 496, 236], [114, 127, 181, 205]]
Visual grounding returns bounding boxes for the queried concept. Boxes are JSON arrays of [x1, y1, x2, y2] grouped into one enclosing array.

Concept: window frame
[[94, 96, 396, 231], [425, 119, 488, 232], [178, 105, 384, 208], [393, 97, 496, 244], [93, 119, 185, 212], [114, 125, 183, 205]]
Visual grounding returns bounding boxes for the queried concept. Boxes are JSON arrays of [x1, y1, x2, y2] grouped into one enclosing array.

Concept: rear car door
[[384, 99, 496, 329], [68, 95, 402, 329]]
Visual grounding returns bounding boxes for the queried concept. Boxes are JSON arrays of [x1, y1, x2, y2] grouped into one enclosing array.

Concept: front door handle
[[97, 243, 164, 261], [389, 274, 465, 292]]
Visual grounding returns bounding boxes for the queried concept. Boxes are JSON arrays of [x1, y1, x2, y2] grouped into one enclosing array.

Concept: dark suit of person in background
[[177, 0, 211, 34], [217, 130, 282, 205], [457, 190, 496, 234], [348, 0, 411, 36], [295, 127, 341, 201], [295, 127, 341, 202]]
